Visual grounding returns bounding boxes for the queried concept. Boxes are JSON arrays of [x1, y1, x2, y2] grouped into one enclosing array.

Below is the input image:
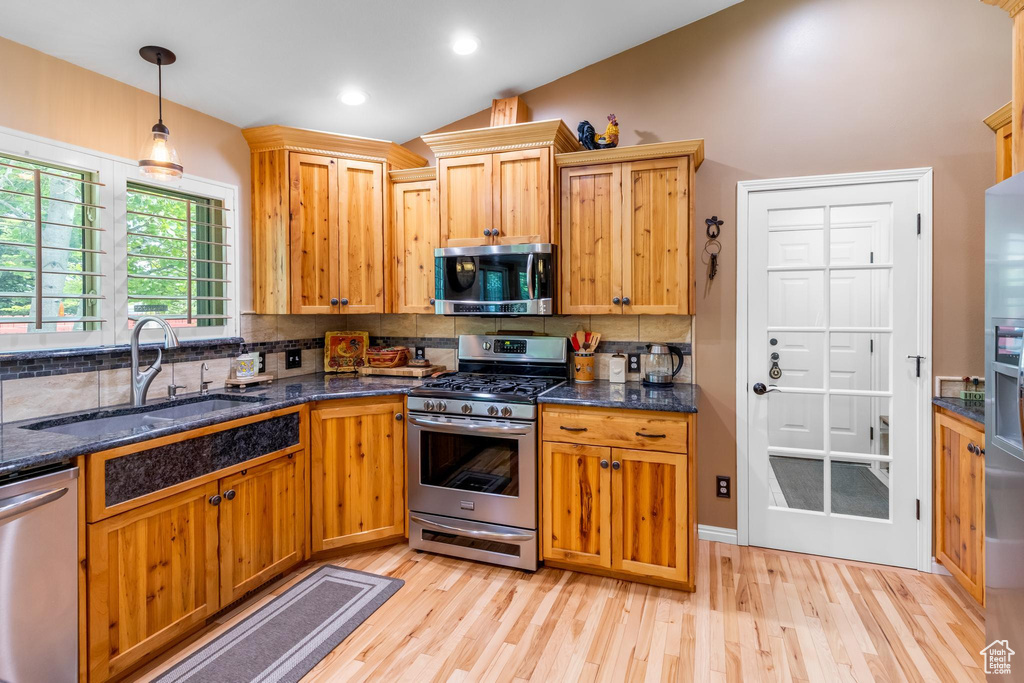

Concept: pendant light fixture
[[138, 46, 183, 180]]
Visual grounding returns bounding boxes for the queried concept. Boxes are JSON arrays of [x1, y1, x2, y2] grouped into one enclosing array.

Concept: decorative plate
[[324, 331, 369, 373]]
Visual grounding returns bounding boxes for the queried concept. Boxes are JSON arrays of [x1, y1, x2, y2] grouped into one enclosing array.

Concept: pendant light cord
[[157, 54, 163, 125]]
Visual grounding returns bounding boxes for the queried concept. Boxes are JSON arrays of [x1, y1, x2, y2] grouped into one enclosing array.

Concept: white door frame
[[735, 168, 934, 571]]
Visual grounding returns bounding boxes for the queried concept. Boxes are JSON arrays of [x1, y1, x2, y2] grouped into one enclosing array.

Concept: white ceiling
[[0, 0, 741, 143]]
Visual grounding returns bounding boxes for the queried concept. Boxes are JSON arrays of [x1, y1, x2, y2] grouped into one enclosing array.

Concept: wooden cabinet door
[[311, 399, 405, 552], [492, 148, 550, 244], [934, 412, 985, 603], [393, 179, 439, 313], [439, 154, 493, 247], [997, 122, 1013, 183], [611, 448, 688, 583], [288, 153, 339, 314], [218, 454, 304, 605], [338, 159, 384, 313], [559, 163, 622, 314], [621, 157, 692, 315], [87, 483, 220, 682], [541, 442, 612, 568]]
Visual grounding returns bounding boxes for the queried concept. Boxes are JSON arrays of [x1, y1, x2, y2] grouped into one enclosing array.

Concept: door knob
[[330, 298, 339, 306], [600, 459, 609, 469], [612, 297, 621, 305], [223, 489, 236, 501], [752, 382, 779, 395]]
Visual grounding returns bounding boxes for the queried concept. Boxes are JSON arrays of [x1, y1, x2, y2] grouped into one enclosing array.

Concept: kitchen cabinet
[[934, 406, 985, 604], [986, 102, 1013, 183], [556, 140, 703, 315], [540, 405, 695, 590], [244, 125, 426, 314], [389, 167, 440, 313], [424, 119, 579, 247], [311, 396, 406, 552]]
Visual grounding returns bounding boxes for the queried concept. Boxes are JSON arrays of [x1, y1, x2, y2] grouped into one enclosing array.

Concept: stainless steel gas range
[[407, 334, 568, 570]]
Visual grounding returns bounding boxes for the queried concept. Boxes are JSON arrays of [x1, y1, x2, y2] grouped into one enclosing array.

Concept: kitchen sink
[[25, 394, 268, 437]]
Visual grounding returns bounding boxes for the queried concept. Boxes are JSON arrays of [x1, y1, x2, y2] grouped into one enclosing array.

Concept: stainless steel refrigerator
[[986, 171, 1024, 680]]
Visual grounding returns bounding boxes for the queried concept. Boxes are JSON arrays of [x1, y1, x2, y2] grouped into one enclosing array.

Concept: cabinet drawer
[[543, 408, 688, 453]]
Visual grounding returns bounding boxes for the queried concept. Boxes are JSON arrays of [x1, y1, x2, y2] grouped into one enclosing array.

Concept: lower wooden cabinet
[[541, 405, 695, 590], [934, 407, 985, 604], [86, 452, 305, 681], [311, 396, 406, 552]]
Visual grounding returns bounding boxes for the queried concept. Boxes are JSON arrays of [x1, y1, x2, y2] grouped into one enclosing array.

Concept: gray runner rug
[[154, 565, 404, 683]]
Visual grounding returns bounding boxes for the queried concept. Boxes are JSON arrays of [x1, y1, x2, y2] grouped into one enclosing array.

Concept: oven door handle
[[407, 416, 533, 436], [410, 514, 534, 542]]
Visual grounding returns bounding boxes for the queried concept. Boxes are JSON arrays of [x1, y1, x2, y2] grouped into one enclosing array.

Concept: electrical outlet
[[627, 353, 641, 373], [716, 475, 731, 498], [414, 347, 426, 360], [285, 348, 302, 370], [258, 351, 267, 374]]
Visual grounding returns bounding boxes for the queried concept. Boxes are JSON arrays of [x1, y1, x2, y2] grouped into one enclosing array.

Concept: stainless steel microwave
[[433, 243, 554, 316]]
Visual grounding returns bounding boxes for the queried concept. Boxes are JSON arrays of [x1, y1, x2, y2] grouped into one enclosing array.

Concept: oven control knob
[[461, 403, 473, 414], [500, 406, 513, 417], [483, 342, 491, 350], [436, 401, 447, 412], [487, 405, 499, 416], [422, 400, 435, 411]]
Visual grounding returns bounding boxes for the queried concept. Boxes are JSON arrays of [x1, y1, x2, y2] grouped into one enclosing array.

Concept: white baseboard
[[698, 525, 738, 545]]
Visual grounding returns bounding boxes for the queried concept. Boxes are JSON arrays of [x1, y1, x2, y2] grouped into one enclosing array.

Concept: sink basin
[[25, 394, 268, 437]]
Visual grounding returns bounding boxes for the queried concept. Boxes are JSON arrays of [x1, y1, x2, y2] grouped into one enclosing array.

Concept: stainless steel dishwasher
[[0, 466, 78, 683]]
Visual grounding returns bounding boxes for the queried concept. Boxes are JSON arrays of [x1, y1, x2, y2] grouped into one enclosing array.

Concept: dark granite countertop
[[0, 373, 422, 478], [933, 396, 985, 425], [538, 380, 699, 413]]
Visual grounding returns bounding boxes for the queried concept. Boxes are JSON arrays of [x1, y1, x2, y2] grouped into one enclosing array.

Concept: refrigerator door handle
[[1018, 344, 1024, 445]]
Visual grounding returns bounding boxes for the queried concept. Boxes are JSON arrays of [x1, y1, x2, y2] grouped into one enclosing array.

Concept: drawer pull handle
[[636, 432, 666, 439], [560, 426, 588, 432]]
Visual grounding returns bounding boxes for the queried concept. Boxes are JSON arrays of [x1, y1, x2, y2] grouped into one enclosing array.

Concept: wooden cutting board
[[356, 365, 446, 378]]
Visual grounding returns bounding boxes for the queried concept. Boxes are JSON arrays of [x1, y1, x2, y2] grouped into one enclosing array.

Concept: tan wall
[[0, 37, 252, 305], [407, 0, 1010, 529]]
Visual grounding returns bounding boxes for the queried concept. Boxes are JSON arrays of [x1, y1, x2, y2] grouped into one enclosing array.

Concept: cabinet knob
[[600, 459, 609, 469], [330, 298, 339, 306], [395, 412, 404, 421], [612, 297, 621, 305], [209, 495, 221, 506], [967, 443, 975, 454], [484, 229, 492, 236], [429, 298, 436, 305], [223, 489, 236, 501], [612, 461, 621, 470], [340, 298, 349, 306], [491, 229, 500, 237], [622, 297, 631, 306]]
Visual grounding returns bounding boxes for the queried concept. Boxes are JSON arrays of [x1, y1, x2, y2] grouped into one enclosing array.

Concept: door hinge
[[870, 426, 874, 441], [917, 213, 921, 236], [916, 499, 921, 520]]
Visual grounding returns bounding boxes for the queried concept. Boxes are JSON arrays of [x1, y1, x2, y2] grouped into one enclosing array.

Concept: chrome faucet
[[130, 315, 180, 406]]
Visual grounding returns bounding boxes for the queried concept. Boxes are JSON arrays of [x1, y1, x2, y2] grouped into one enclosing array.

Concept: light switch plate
[[285, 348, 301, 370]]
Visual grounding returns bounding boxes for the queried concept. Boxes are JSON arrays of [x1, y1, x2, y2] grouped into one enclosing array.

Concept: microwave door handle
[[526, 252, 535, 300], [408, 416, 532, 436]]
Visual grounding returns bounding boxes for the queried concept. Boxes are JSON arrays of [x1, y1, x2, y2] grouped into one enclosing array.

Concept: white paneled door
[[740, 173, 930, 569]]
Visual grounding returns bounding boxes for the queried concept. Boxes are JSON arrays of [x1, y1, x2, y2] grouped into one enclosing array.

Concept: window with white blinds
[[0, 155, 106, 334], [126, 183, 230, 329]]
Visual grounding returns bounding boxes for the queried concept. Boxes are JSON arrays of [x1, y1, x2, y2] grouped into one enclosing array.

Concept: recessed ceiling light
[[338, 89, 368, 106], [452, 35, 479, 56]]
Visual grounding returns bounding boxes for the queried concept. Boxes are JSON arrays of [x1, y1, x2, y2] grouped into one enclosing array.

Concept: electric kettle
[[641, 343, 685, 387]]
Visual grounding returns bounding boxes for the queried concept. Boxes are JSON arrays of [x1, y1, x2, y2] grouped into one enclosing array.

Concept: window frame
[[0, 126, 239, 352]]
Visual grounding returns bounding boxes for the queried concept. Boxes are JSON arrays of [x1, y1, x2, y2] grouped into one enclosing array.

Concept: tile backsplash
[[0, 313, 692, 423]]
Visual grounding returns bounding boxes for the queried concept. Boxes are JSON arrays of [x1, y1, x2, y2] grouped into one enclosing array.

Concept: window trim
[[0, 125, 239, 351]]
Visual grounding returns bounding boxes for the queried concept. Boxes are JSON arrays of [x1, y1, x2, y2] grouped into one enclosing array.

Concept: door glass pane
[[829, 395, 890, 455], [769, 332, 824, 389], [768, 394, 824, 450], [829, 269, 891, 328], [768, 271, 824, 327], [830, 332, 890, 392], [831, 459, 889, 519], [829, 204, 892, 266], [769, 455, 823, 512], [419, 431, 519, 497]]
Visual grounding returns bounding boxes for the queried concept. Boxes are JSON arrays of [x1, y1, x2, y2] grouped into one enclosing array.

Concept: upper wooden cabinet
[[556, 140, 703, 316], [986, 102, 1013, 183], [424, 120, 579, 247], [389, 167, 440, 313], [244, 125, 426, 314]]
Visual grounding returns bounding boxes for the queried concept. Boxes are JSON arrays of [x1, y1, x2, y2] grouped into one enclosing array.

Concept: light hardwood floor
[[131, 541, 984, 682]]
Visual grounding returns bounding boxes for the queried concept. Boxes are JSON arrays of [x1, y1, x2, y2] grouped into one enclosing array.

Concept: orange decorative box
[[367, 346, 409, 368], [324, 331, 369, 373]]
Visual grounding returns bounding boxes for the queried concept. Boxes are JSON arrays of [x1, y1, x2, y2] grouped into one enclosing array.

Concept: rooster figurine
[[577, 114, 619, 150]]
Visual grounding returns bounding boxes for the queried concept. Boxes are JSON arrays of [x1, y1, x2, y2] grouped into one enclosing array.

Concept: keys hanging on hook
[[708, 251, 718, 280]]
